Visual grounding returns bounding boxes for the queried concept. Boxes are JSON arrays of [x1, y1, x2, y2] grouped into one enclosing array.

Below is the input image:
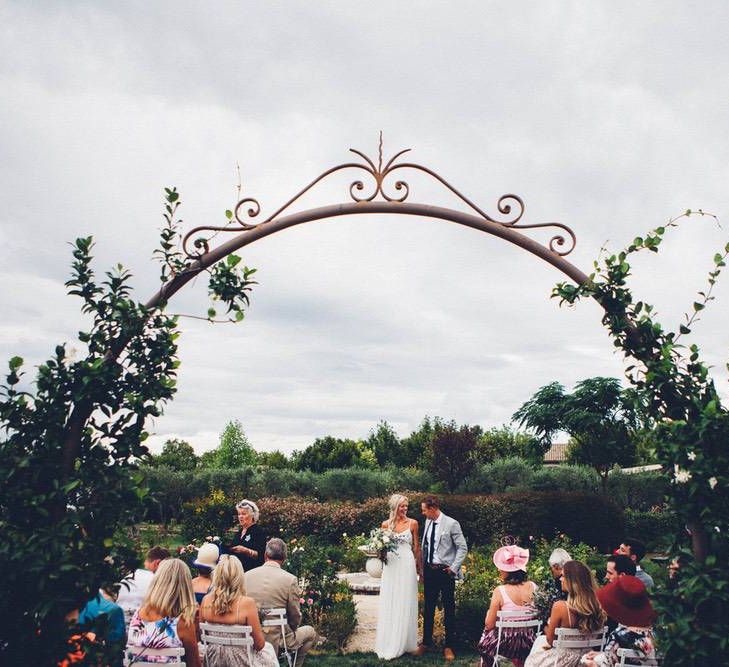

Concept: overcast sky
[[2, 1, 729, 455]]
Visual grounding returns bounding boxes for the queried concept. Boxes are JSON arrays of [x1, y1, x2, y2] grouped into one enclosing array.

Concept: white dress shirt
[[424, 514, 443, 565]]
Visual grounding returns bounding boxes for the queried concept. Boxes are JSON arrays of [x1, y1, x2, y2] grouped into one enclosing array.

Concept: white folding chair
[[551, 626, 607, 666], [123, 645, 186, 666], [262, 607, 299, 667], [199, 622, 254, 662], [492, 609, 543, 667], [617, 648, 663, 666]]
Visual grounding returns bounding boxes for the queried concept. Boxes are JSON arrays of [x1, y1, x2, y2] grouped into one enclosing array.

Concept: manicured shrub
[[460, 457, 536, 493], [529, 465, 600, 493], [385, 466, 436, 493], [248, 467, 311, 498], [624, 507, 679, 550], [605, 470, 668, 511], [317, 468, 390, 501]]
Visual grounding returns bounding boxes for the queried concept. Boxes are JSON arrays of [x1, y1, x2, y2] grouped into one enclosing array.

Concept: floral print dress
[[585, 625, 655, 667], [127, 610, 184, 663]]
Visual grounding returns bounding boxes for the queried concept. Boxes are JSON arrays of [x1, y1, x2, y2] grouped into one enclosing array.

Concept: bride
[[375, 493, 420, 660]]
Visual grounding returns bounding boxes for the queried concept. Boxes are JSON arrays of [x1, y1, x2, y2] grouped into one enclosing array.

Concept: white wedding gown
[[375, 528, 419, 659]]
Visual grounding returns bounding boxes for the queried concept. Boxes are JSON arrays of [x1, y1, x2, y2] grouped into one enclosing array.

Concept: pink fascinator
[[493, 545, 530, 572]]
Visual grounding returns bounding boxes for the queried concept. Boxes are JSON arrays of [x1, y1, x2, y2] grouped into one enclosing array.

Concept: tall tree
[[473, 425, 543, 464], [429, 421, 481, 492], [150, 438, 198, 471], [366, 420, 402, 466], [216, 420, 257, 468], [292, 436, 374, 472], [513, 377, 641, 490], [399, 416, 443, 468], [256, 449, 290, 469]]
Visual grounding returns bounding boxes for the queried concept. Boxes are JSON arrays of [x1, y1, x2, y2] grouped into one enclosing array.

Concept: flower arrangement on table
[[359, 527, 399, 564]]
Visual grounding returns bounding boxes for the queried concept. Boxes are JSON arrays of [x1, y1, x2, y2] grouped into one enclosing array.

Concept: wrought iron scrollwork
[[182, 133, 576, 257]]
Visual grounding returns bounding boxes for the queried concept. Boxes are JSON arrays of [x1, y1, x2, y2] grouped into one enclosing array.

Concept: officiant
[[227, 499, 267, 572]]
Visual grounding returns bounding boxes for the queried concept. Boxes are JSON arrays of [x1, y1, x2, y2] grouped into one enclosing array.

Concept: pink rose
[[307, 598, 314, 605]]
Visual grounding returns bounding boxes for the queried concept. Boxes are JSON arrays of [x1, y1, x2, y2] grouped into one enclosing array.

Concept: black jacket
[[227, 523, 266, 572]]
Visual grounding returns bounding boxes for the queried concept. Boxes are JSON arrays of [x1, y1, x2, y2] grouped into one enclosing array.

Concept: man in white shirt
[[116, 546, 170, 625]]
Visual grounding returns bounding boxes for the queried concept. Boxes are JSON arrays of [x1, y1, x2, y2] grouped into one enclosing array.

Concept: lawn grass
[[306, 650, 480, 666]]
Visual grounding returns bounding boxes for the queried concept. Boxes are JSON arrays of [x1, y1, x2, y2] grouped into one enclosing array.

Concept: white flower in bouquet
[[360, 527, 399, 564]]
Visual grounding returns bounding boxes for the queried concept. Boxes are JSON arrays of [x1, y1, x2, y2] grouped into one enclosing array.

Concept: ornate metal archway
[[146, 135, 588, 310], [62, 135, 593, 482]]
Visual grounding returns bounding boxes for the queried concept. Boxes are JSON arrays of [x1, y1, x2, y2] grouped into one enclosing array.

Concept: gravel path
[[347, 593, 380, 653]]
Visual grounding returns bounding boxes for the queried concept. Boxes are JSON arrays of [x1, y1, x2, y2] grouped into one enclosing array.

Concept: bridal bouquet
[[360, 527, 399, 564]]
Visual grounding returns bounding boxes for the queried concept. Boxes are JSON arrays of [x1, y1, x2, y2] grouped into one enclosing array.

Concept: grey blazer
[[421, 512, 468, 577]]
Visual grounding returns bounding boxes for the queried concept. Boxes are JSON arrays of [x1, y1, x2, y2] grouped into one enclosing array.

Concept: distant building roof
[[544, 442, 569, 464]]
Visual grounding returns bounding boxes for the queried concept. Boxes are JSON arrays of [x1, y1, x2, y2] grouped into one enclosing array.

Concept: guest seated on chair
[[604, 554, 636, 585], [200, 555, 277, 667], [116, 546, 170, 625], [617, 539, 654, 591], [547, 548, 571, 601], [525, 560, 606, 667], [78, 585, 126, 650], [478, 545, 538, 667], [245, 538, 317, 667], [127, 558, 202, 667], [580, 576, 656, 667], [191, 543, 219, 604]]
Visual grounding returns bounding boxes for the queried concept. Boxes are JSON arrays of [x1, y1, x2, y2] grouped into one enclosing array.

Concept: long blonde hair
[[143, 558, 196, 624], [387, 494, 408, 531], [562, 560, 607, 633], [210, 554, 247, 616]]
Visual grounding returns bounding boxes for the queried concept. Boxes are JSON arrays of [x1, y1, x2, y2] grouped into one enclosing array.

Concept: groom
[[416, 495, 468, 662]]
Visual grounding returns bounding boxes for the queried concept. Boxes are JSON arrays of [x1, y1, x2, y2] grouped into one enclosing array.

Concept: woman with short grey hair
[[227, 499, 267, 572], [546, 548, 571, 602]]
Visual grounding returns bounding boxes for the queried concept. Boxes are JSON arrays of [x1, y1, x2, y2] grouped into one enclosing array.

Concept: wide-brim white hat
[[193, 543, 220, 569]]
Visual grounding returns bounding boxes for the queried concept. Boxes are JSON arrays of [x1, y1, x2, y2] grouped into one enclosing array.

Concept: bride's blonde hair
[[387, 494, 408, 531]]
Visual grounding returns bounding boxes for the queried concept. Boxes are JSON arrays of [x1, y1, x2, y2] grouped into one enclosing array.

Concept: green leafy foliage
[[553, 210, 729, 664], [0, 190, 256, 664], [429, 421, 482, 492], [292, 436, 376, 472], [148, 438, 199, 471], [214, 419, 257, 468], [513, 377, 646, 489], [473, 425, 543, 464]]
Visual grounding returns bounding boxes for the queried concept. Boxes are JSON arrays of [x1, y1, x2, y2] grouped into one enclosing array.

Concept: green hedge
[[624, 508, 679, 550], [180, 491, 624, 551], [143, 465, 437, 521]]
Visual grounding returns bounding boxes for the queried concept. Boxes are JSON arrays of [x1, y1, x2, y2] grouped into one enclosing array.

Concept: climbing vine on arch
[[554, 210, 729, 665]]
